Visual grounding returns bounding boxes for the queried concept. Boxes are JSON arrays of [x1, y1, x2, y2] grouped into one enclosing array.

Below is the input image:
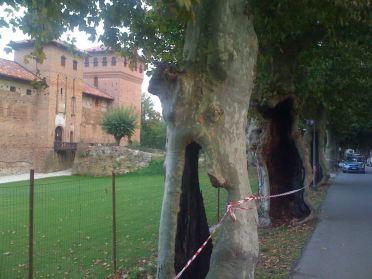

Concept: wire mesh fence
[[0, 169, 227, 278]]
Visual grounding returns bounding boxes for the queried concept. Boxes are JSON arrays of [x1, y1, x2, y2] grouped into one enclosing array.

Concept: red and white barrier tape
[[175, 186, 307, 279]]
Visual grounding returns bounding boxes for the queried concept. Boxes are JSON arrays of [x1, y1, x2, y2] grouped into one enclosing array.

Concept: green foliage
[[101, 107, 137, 145], [251, 0, 370, 98], [140, 94, 166, 150], [2, 1, 197, 65]]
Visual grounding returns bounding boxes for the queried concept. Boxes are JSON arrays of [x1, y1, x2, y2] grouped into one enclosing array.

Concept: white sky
[[0, 8, 162, 112]]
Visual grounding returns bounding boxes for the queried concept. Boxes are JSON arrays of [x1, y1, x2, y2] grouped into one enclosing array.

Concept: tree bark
[[247, 118, 271, 227], [291, 108, 316, 223], [316, 107, 330, 186], [114, 136, 121, 146], [325, 128, 337, 172], [149, 1, 259, 278]]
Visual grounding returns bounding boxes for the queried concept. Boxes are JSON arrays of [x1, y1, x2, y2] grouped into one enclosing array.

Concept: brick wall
[[80, 94, 113, 144], [0, 87, 51, 175], [83, 53, 143, 142]]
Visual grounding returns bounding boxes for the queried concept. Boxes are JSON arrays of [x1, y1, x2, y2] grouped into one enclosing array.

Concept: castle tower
[[83, 47, 144, 142]]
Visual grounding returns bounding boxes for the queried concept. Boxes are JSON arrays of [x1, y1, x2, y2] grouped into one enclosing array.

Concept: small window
[[94, 77, 98, 88], [71, 96, 76, 115], [102, 57, 107, 66], [60, 88, 63, 95], [61, 56, 66, 67], [139, 64, 143, 73], [26, 89, 32, 95], [73, 60, 78, 70], [95, 99, 99, 107], [124, 58, 127, 67], [93, 57, 98, 67], [111, 57, 116, 66], [84, 57, 89, 67], [134, 63, 137, 71], [10, 86, 16, 92]]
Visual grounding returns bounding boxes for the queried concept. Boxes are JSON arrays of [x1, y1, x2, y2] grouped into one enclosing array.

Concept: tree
[[248, 0, 369, 222], [140, 94, 166, 149], [101, 107, 137, 146], [4, 1, 259, 277]]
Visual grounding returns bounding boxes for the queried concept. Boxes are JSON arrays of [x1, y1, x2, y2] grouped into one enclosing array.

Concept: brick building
[[0, 41, 144, 175]]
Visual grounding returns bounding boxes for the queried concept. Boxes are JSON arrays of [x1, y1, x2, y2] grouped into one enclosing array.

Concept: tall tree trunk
[[247, 118, 271, 227], [316, 107, 330, 186], [325, 128, 337, 172], [259, 96, 311, 222], [149, 1, 259, 278], [291, 108, 316, 222]]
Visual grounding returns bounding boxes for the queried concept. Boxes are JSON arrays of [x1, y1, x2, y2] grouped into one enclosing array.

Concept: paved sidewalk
[[0, 169, 72, 184], [291, 168, 372, 279]]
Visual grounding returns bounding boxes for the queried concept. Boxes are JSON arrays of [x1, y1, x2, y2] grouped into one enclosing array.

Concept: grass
[[0, 160, 258, 279]]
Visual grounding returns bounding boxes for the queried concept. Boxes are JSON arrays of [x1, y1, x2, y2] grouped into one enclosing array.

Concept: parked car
[[342, 159, 366, 174]]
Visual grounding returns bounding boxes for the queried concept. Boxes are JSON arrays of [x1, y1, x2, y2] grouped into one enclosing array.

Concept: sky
[[0, 7, 162, 112]]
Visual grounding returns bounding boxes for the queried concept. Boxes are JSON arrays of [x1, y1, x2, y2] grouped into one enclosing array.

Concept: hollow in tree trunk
[[149, 0, 259, 278], [259, 97, 311, 223]]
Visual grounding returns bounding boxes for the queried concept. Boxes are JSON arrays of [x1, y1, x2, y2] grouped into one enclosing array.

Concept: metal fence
[[0, 169, 226, 278]]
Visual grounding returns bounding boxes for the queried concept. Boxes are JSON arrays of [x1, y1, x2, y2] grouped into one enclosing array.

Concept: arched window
[[124, 58, 127, 67], [94, 76, 98, 87], [84, 57, 89, 67], [139, 64, 143, 73], [93, 57, 98, 67], [111, 57, 116, 66], [73, 60, 78, 70]]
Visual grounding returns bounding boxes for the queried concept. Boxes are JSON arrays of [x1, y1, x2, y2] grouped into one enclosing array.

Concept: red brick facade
[[0, 41, 144, 175]]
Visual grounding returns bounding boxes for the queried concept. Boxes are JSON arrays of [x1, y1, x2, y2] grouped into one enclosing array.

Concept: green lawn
[[0, 161, 258, 278]]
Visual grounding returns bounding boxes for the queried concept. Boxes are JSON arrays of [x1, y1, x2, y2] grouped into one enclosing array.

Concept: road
[[291, 167, 372, 279]]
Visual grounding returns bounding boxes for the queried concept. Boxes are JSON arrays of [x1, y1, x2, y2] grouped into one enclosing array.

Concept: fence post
[[28, 169, 34, 279], [111, 171, 117, 273], [217, 187, 220, 222]]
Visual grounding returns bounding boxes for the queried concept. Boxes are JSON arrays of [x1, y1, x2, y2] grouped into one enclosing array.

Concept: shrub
[[101, 107, 137, 145]]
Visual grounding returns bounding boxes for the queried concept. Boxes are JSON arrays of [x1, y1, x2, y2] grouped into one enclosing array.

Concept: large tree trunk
[[316, 107, 330, 186], [259, 96, 311, 222], [247, 118, 271, 227], [149, 1, 259, 278], [325, 129, 338, 171], [291, 109, 316, 222]]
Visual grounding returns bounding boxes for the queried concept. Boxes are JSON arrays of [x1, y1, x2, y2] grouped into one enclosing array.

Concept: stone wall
[[72, 145, 161, 176]]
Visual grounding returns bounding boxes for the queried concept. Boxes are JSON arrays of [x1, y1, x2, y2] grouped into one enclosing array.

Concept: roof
[[83, 83, 114, 100], [85, 46, 146, 63], [85, 46, 110, 53], [9, 40, 84, 55], [0, 58, 39, 82]]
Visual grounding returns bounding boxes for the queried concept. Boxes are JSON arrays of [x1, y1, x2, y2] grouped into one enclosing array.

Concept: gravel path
[[0, 169, 72, 184]]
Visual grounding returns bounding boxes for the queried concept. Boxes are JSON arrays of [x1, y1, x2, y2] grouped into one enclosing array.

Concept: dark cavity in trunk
[[262, 98, 310, 221], [174, 142, 212, 278]]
